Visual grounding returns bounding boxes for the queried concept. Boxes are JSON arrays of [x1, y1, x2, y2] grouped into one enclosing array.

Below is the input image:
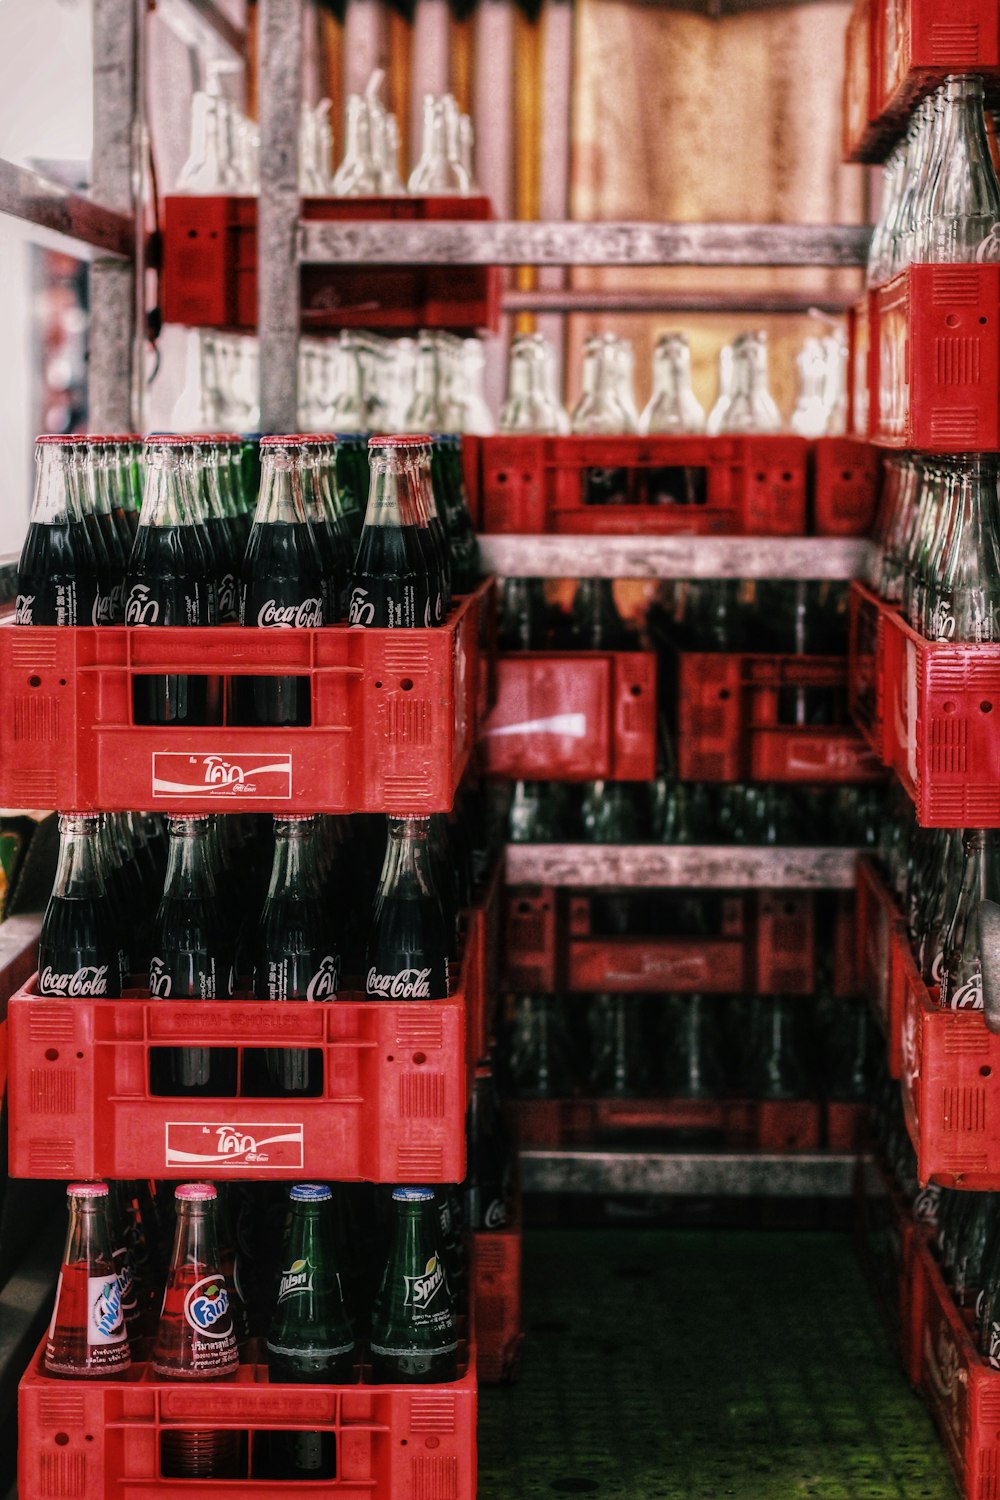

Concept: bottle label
[[217, 573, 238, 622], [266, 954, 340, 1002], [38, 964, 111, 998], [366, 966, 439, 1000], [184, 1275, 233, 1339], [988, 1321, 1000, 1372], [277, 1257, 313, 1301], [266, 1337, 354, 1360], [349, 583, 417, 630], [255, 597, 323, 629], [402, 1255, 450, 1326], [945, 968, 984, 1011], [149, 955, 232, 1000], [114, 1249, 138, 1318], [483, 1198, 508, 1230], [92, 588, 117, 627], [913, 1184, 942, 1225], [90, 1273, 128, 1345], [15, 593, 34, 624], [126, 582, 202, 627]]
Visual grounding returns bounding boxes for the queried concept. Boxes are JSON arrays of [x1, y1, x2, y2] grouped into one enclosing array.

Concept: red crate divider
[[863, 265, 1000, 452], [847, 581, 885, 760], [873, 592, 1000, 827], [18, 1335, 477, 1500], [479, 651, 657, 782], [856, 853, 909, 1078], [900, 947, 1000, 1188], [465, 860, 502, 1067], [911, 1231, 1000, 1496], [515, 1097, 821, 1150], [826, 1100, 872, 1150], [853, 1153, 925, 1385], [471, 1207, 523, 1385], [473, 434, 811, 536], [8, 940, 478, 1182], [844, 0, 1000, 161], [811, 437, 881, 537], [673, 648, 883, 784], [0, 581, 490, 815], [161, 193, 500, 335]]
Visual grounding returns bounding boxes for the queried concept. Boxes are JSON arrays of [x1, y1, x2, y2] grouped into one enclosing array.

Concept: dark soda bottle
[[497, 577, 548, 650], [194, 437, 241, 623], [747, 995, 812, 1100], [149, 816, 236, 1097], [151, 1183, 241, 1479], [369, 1186, 457, 1384], [413, 441, 451, 621], [587, 993, 651, 1098], [300, 435, 354, 623], [38, 813, 122, 998], [435, 1188, 467, 1300], [82, 437, 130, 623], [432, 435, 480, 595], [506, 994, 576, 1097], [366, 817, 450, 1000], [234, 436, 324, 728], [570, 578, 634, 650], [465, 1067, 512, 1229], [45, 1181, 131, 1377], [250, 815, 341, 1097], [661, 994, 726, 1099], [124, 436, 214, 726], [16, 435, 100, 626], [333, 432, 368, 542], [350, 436, 434, 628]]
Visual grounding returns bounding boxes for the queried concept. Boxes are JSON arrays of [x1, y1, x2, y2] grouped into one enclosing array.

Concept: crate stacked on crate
[[7, 428, 507, 1498]]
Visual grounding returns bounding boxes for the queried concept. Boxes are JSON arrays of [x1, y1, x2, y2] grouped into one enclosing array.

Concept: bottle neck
[[65, 1198, 114, 1268], [364, 448, 413, 528], [31, 443, 75, 524], [169, 1202, 219, 1274], [254, 447, 307, 526], [140, 447, 190, 528], [378, 817, 435, 899], [53, 817, 107, 899], [268, 821, 318, 897], [164, 821, 217, 899]]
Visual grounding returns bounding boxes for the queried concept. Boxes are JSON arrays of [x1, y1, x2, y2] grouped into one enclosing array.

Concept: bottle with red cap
[[151, 1182, 241, 1479], [15, 435, 100, 626], [44, 1181, 131, 1378], [350, 435, 435, 628]]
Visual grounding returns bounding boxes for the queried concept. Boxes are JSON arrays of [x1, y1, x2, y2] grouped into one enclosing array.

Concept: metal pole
[[90, 0, 141, 432], [258, 0, 303, 433]]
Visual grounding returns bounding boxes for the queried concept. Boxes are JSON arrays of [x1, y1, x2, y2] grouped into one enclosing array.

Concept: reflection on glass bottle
[[923, 457, 1000, 644], [640, 333, 706, 435], [714, 332, 782, 435], [927, 76, 1000, 264], [747, 996, 811, 1100], [506, 994, 575, 1098], [587, 994, 651, 1097], [570, 578, 634, 650], [940, 829, 1000, 1010], [580, 781, 640, 843], [661, 994, 726, 1099]]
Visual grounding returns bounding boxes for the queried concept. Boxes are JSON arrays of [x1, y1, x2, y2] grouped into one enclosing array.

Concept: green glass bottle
[[369, 1187, 457, 1384], [266, 1183, 356, 1481]]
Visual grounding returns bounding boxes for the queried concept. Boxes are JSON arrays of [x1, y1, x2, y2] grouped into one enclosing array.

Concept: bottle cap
[[175, 1183, 218, 1201], [392, 1186, 435, 1202], [36, 434, 87, 446], [368, 434, 432, 449], [67, 1181, 109, 1198], [144, 434, 195, 446], [290, 1183, 333, 1202], [260, 434, 311, 446]]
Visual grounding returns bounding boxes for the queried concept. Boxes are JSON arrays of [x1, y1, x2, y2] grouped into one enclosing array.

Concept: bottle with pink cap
[[44, 1182, 131, 1379]]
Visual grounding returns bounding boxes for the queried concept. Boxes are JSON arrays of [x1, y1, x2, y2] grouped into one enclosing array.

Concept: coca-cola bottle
[[923, 457, 1000, 644], [333, 433, 368, 541], [350, 436, 434, 628], [661, 994, 726, 1099], [149, 816, 236, 1097], [498, 577, 549, 650], [235, 436, 324, 727], [38, 813, 122, 998], [125, 436, 214, 726], [465, 1066, 512, 1229], [299, 435, 353, 623], [151, 1183, 241, 1479], [45, 1182, 131, 1377], [16, 435, 100, 626], [369, 1186, 457, 1383], [431, 436, 480, 594], [249, 815, 340, 1097], [192, 438, 240, 624], [366, 816, 450, 1000], [82, 437, 130, 623], [587, 993, 651, 1097], [940, 829, 1000, 1010]]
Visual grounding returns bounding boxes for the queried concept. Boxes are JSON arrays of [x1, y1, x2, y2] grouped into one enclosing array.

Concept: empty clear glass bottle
[[927, 75, 1000, 263], [640, 333, 706, 434]]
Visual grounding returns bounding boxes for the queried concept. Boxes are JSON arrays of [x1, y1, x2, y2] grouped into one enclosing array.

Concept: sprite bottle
[[369, 1187, 457, 1383]]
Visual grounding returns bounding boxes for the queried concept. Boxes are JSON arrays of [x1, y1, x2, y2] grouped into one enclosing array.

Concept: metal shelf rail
[[505, 845, 862, 889], [521, 1149, 859, 1197], [480, 536, 877, 580]]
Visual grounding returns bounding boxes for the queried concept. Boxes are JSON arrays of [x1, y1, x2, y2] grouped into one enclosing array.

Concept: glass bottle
[[878, 455, 922, 603], [867, 144, 906, 286], [369, 1186, 457, 1383], [570, 578, 633, 650], [716, 332, 782, 434], [332, 95, 380, 196], [580, 781, 640, 842], [465, 1067, 513, 1227], [571, 335, 634, 436], [747, 995, 811, 1099], [928, 75, 1000, 263], [924, 456, 1000, 643], [940, 829, 1000, 1009], [408, 95, 470, 195], [16, 436, 100, 627], [918, 826, 965, 985], [661, 993, 726, 1099], [499, 334, 563, 435], [366, 817, 450, 1001], [45, 1182, 130, 1377], [38, 813, 122, 999], [431, 435, 480, 593], [905, 459, 953, 631], [641, 332, 706, 434], [149, 816, 236, 1097], [351, 436, 434, 628], [587, 992, 650, 1097]]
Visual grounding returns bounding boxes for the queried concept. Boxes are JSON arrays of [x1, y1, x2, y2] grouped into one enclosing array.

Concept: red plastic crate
[[18, 1335, 477, 1500], [826, 1100, 872, 1150], [900, 948, 1000, 1188], [160, 193, 500, 334], [847, 581, 885, 760], [856, 854, 909, 1078], [465, 859, 502, 1068], [479, 651, 657, 782], [811, 437, 881, 537], [912, 1232, 1000, 1496], [515, 1097, 821, 1150], [503, 889, 818, 995], [866, 265, 1000, 452], [853, 1153, 924, 1385], [673, 648, 883, 783], [8, 939, 478, 1181], [847, 295, 873, 439], [842, 0, 880, 161], [471, 1211, 523, 1385], [472, 434, 809, 536], [0, 581, 489, 816], [832, 890, 860, 998], [876, 594, 1000, 826]]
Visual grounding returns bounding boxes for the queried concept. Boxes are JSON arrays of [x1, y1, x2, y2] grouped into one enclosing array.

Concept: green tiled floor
[[478, 1230, 955, 1500]]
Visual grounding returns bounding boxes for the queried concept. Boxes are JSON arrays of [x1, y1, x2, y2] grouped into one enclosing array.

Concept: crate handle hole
[[412, 1051, 426, 1064], [44, 1048, 59, 1062], [982, 1066, 993, 1078], [841, 469, 853, 482], [718, 689, 731, 701], [374, 680, 383, 689], [755, 471, 767, 483], [59, 677, 66, 686], [54, 1433, 69, 1447], [400, 678, 414, 691], [629, 684, 643, 697], [980, 316, 989, 325], [386, 1054, 394, 1062], [496, 471, 507, 484], [187, 228, 198, 239], [28, 674, 41, 688], [85, 1435, 93, 1442], [781, 471, 793, 482], [982, 701, 993, 714]]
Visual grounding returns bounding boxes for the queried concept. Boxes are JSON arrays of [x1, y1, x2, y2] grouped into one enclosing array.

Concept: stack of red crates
[[8, 581, 502, 1500]]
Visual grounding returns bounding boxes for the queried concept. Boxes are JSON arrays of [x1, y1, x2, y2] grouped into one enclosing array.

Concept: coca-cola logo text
[[217, 573, 237, 620], [149, 957, 172, 997], [125, 583, 160, 625], [367, 966, 433, 999], [306, 955, 339, 1002], [256, 598, 323, 628], [39, 964, 110, 997], [348, 588, 375, 626], [14, 594, 34, 624]]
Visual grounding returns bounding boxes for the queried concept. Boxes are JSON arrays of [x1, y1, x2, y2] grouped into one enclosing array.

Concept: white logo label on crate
[[164, 1121, 305, 1169], [151, 752, 293, 800]]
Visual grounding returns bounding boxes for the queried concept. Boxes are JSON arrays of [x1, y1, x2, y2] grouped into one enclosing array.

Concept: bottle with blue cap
[[369, 1186, 458, 1384], [264, 1183, 356, 1480]]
